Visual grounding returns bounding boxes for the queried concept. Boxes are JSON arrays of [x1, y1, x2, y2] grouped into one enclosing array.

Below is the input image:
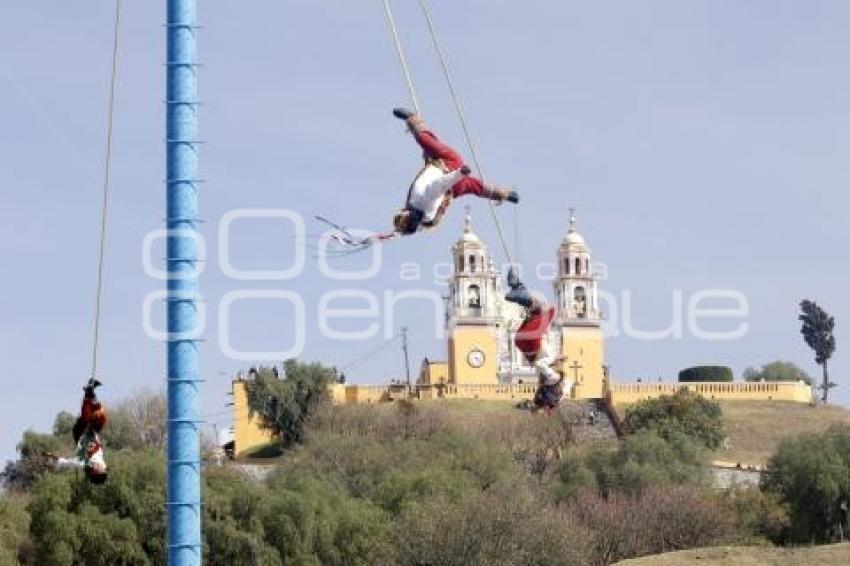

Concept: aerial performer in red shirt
[[317, 108, 519, 251], [46, 379, 108, 484], [504, 268, 570, 411]]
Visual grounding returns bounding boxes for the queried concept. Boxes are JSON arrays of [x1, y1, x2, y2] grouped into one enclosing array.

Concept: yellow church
[[230, 210, 812, 456], [420, 210, 606, 399]]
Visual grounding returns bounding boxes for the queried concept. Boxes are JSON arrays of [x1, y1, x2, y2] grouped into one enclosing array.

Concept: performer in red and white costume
[[391, 107, 519, 235], [504, 268, 570, 410], [49, 379, 108, 484]]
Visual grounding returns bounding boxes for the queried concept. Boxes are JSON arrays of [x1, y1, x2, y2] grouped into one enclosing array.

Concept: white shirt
[[407, 164, 464, 222], [56, 436, 107, 472]]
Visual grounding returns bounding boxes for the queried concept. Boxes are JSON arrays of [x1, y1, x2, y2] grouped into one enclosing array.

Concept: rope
[[381, 0, 422, 115], [414, 0, 514, 265], [90, 0, 122, 380]]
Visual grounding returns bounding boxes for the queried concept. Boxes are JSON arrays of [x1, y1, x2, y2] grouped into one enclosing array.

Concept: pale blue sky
[[2, 1, 848, 461]]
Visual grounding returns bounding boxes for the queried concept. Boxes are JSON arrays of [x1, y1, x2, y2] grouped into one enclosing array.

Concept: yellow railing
[[608, 381, 812, 404]]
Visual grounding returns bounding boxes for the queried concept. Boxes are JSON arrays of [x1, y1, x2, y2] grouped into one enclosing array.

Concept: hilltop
[[615, 543, 850, 565]]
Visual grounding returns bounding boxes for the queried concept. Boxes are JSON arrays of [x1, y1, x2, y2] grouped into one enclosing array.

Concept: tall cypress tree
[[799, 300, 837, 403]]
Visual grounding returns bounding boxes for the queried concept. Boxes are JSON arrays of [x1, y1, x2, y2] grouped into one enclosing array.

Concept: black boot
[[506, 190, 520, 204], [84, 378, 102, 398], [392, 107, 415, 120], [460, 165, 472, 176]]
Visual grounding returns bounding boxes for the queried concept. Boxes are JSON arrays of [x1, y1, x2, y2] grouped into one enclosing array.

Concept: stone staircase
[[558, 399, 620, 443]]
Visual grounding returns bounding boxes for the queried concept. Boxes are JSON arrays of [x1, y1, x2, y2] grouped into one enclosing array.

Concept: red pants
[[414, 129, 486, 197]]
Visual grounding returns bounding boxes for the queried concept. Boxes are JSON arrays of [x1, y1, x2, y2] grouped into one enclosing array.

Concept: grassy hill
[[242, 398, 850, 466], [712, 401, 850, 465], [615, 543, 850, 565]]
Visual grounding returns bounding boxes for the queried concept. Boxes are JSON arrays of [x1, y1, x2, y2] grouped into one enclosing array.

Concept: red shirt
[[514, 305, 556, 357], [81, 398, 108, 430]]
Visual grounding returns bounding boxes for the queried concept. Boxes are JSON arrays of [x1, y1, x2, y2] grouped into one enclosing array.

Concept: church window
[[469, 255, 477, 273], [468, 285, 481, 308], [575, 257, 581, 275], [565, 257, 570, 274], [574, 286, 587, 318]]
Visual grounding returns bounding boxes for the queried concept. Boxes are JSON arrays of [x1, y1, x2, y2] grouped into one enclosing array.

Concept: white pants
[[532, 346, 561, 386]]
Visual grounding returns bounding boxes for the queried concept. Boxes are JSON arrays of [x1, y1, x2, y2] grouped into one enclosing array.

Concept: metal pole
[[166, 0, 201, 563], [401, 327, 411, 392]]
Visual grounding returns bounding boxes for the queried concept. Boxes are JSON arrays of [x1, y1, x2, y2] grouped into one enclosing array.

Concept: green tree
[[0, 495, 30, 565], [245, 360, 334, 447], [743, 360, 812, 385], [52, 412, 76, 439], [2, 431, 65, 491], [584, 430, 709, 496], [761, 424, 850, 543], [799, 299, 837, 403], [678, 366, 733, 382], [622, 389, 725, 450]]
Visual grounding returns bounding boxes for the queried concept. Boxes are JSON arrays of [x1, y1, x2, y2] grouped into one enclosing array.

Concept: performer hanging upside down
[[47, 378, 108, 484], [390, 107, 520, 236], [504, 268, 572, 411]]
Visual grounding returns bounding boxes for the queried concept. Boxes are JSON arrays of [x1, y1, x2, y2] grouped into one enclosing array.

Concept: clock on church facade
[[443, 210, 606, 400]]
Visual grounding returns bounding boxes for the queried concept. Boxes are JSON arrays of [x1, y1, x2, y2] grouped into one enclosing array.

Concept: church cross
[[569, 360, 583, 382]]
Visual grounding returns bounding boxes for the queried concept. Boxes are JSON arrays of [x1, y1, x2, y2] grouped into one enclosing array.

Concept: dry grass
[[713, 401, 850, 465], [614, 543, 850, 566], [252, 398, 850, 467]]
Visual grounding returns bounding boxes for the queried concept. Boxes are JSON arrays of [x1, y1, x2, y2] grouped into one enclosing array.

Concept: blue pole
[[166, 0, 201, 564]]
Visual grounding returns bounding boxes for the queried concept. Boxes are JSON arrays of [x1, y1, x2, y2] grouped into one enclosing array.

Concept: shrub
[[623, 390, 725, 450], [761, 424, 850, 543], [568, 485, 738, 565], [261, 475, 396, 565], [743, 360, 812, 385], [678, 365, 733, 382], [587, 430, 709, 496], [721, 486, 789, 544], [397, 484, 593, 566]]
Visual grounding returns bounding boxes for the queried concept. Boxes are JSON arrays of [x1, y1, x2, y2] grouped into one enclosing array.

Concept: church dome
[[564, 230, 586, 246], [457, 209, 482, 246], [560, 209, 588, 250]]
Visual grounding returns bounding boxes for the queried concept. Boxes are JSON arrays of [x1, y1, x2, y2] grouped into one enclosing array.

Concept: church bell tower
[[446, 210, 500, 385], [554, 209, 606, 398]]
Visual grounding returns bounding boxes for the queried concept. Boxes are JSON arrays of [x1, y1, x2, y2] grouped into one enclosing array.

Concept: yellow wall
[[609, 380, 812, 405], [329, 383, 347, 404], [449, 326, 500, 385], [329, 380, 812, 406], [232, 380, 277, 457], [343, 384, 391, 404], [560, 325, 606, 399], [418, 360, 449, 386]]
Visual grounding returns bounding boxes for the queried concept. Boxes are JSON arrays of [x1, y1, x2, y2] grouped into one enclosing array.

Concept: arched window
[[585, 258, 590, 273], [469, 255, 477, 273], [468, 284, 481, 308], [565, 257, 570, 274], [574, 257, 581, 275], [574, 286, 587, 318], [457, 255, 464, 272]]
